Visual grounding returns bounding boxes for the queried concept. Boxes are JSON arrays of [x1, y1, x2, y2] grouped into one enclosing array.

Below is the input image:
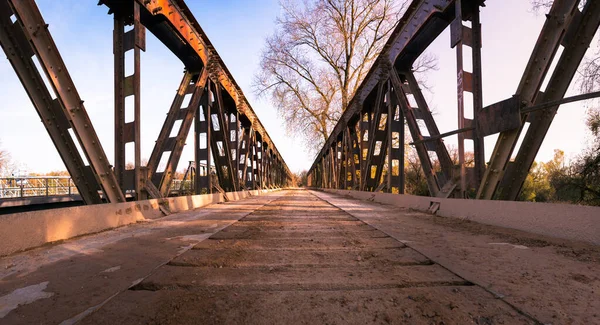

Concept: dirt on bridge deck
[[1, 189, 598, 324]]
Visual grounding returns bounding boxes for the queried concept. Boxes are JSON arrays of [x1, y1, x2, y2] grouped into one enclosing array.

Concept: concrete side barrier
[[322, 189, 600, 245], [0, 189, 278, 256]]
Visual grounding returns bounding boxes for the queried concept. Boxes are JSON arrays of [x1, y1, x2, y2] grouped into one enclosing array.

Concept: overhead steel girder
[[1, 0, 125, 204]]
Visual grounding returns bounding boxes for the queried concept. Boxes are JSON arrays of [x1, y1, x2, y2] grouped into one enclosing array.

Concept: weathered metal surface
[[477, 96, 522, 137], [0, 2, 103, 204], [309, 0, 596, 202], [3, 0, 126, 204], [1, 0, 291, 205], [497, 0, 600, 201], [476, 0, 581, 200], [113, 2, 145, 199]]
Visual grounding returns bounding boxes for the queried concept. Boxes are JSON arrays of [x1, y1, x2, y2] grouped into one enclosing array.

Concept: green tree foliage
[[519, 150, 563, 202], [549, 111, 600, 205]]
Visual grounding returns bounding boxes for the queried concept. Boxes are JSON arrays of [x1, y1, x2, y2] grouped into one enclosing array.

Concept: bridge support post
[[452, 0, 484, 198], [113, 2, 146, 200], [387, 81, 405, 194], [195, 83, 212, 194]]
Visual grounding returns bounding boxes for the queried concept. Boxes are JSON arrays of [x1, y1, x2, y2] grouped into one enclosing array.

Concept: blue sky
[[0, 0, 594, 175]]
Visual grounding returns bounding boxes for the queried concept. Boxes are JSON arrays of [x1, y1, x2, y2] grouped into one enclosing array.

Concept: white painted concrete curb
[[322, 189, 600, 245], [0, 189, 278, 256]]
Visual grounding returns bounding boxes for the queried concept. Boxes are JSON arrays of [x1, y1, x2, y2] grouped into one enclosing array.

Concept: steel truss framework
[[0, 0, 292, 205], [308, 0, 600, 200]]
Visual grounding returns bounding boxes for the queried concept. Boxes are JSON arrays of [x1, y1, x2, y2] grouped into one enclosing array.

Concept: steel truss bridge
[[0, 0, 293, 206], [2, 0, 598, 205], [1, 1, 600, 324], [307, 0, 600, 200]]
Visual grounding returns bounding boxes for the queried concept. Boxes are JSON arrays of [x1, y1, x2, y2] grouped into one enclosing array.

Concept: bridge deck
[[1, 190, 598, 324]]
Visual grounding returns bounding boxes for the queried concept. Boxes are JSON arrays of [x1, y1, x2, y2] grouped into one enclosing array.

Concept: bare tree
[[529, 0, 553, 11], [255, 0, 409, 151], [0, 141, 10, 176]]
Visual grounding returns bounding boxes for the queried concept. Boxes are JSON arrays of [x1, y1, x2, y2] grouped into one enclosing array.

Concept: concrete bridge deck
[[1, 190, 598, 324]]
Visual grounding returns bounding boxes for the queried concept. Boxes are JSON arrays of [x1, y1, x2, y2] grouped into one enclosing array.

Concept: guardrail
[[0, 177, 78, 199], [0, 176, 197, 200]]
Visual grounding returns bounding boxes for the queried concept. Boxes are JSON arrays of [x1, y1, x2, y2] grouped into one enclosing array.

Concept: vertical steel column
[[250, 132, 258, 190], [332, 141, 339, 188], [330, 148, 335, 188], [256, 138, 264, 189], [341, 130, 349, 190], [4, 0, 125, 203], [348, 123, 362, 190], [337, 139, 344, 189], [322, 156, 326, 188], [195, 83, 212, 194], [238, 126, 251, 188], [211, 83, 237, 191], [387, 83, 405, 194], [114, 2, 145, 199], [452, 0, 483, 197], [228, 110, 240, 188], [265, 148, 273, 188], [471, 2, 485, 186]]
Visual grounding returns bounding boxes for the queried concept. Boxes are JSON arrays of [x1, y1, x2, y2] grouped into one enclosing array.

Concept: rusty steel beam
[[113, 2, 145, 199], [386, 81, 405, 194], [391, 69, 440, 196], [238, 126, 252, 189], [452, 0, 484, 197], [101, 0, 292, 181], [194, 84, 211, 194], [498, 0, 600, 201], [4, 0, 125, 204], [309, 0, 597, 204], [3, 0, 293, 208], [148, 69, 208, 197], [211, 82, 238, 192], [476, 0, 580, 200], [0, 0, 103, 204], [308, 0, 459, 194]]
